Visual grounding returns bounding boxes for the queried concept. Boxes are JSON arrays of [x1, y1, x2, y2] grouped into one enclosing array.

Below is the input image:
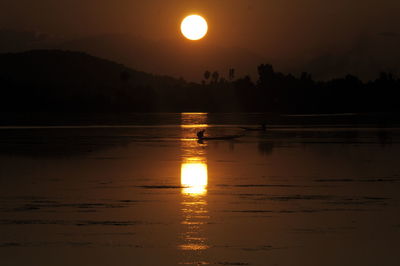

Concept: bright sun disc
[[181, 15, 208, 41]]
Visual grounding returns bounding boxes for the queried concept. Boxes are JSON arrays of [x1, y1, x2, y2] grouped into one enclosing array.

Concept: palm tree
[[211, 71, 219, 83], [203, 70, 211, 84]]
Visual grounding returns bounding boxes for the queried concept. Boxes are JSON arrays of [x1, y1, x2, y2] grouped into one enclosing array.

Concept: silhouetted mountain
[[0, 50, 186, 112]]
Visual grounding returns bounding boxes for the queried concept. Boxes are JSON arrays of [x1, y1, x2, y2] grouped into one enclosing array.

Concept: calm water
[[0, 113, 399, 266]]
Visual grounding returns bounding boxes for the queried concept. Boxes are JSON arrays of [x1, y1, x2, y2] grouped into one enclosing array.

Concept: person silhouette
[[197, 130, 205, 139]]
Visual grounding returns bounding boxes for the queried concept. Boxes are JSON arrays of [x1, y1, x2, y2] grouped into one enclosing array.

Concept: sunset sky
[[1, 0, 400, 80]]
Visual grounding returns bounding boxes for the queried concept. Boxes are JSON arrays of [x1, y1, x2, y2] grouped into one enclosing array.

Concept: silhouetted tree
[[211, 71, 219, 83], [203, 70, 211, 83], [229, 68, 235, 81], [300, 72, 312, 81], [257, 64, 274, 87]]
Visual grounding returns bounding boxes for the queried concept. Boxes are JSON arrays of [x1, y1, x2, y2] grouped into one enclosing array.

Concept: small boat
[[240, 124, 267, 131], [196, 130, 243, 141], [199, 134, 243, 140], [240, 127, 263, 131]]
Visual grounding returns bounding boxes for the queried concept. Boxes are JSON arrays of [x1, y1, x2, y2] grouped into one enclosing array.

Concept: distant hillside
[[0, 50, 188, 112], [0, 31, 267, 82]]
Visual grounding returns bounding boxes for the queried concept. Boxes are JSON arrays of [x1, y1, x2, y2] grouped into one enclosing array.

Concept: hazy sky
[[1, 0, 400, 79]]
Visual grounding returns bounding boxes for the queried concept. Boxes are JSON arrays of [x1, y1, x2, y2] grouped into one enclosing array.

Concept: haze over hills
[[0, 30, 266, 82], [298, 33, 400, 81], [0, 30, 399, 82]]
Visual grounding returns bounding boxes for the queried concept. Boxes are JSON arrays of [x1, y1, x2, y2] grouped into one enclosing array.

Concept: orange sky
[[1, 0, 400, 80]]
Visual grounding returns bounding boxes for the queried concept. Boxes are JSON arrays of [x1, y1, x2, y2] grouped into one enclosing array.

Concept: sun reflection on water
[[181, 160, 208, 195], [179, 113, 210, 256]]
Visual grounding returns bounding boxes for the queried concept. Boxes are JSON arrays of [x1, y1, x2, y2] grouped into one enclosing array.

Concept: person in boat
[[197, 130, 206, 139]]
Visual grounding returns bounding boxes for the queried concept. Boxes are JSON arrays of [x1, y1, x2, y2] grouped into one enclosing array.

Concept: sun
[[180, 15, 208, 41]]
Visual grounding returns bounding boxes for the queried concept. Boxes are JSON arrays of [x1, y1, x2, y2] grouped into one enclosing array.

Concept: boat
[[199, 134, 243, 140], [239, 127, 265, 131], [196, 130, 243, 141], [240, 124, 267, 131], [197, 129, 244, 142]]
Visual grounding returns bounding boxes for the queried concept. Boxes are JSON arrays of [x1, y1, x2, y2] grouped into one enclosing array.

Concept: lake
[[0, 113, 399, 266]]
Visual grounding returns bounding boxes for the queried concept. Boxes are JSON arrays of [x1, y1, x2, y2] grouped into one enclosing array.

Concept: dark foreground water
[[0, 113, 399, 266]]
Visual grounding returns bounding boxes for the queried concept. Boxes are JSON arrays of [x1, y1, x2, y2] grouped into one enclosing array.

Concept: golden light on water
[[179, 113, 210, 254], [179, 160, 209, 251], [180, 124, 208, 129], [180, 112, 209, 129], [179, 161, 209, 251], [181, 161, 208, 195]]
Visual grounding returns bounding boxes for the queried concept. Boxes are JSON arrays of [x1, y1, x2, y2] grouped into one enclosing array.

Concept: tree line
[[199, 64, 400, 113], [0, 50, 399, 113]]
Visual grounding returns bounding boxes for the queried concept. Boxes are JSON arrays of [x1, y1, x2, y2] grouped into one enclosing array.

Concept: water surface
[[0, 113, 399, 266]]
